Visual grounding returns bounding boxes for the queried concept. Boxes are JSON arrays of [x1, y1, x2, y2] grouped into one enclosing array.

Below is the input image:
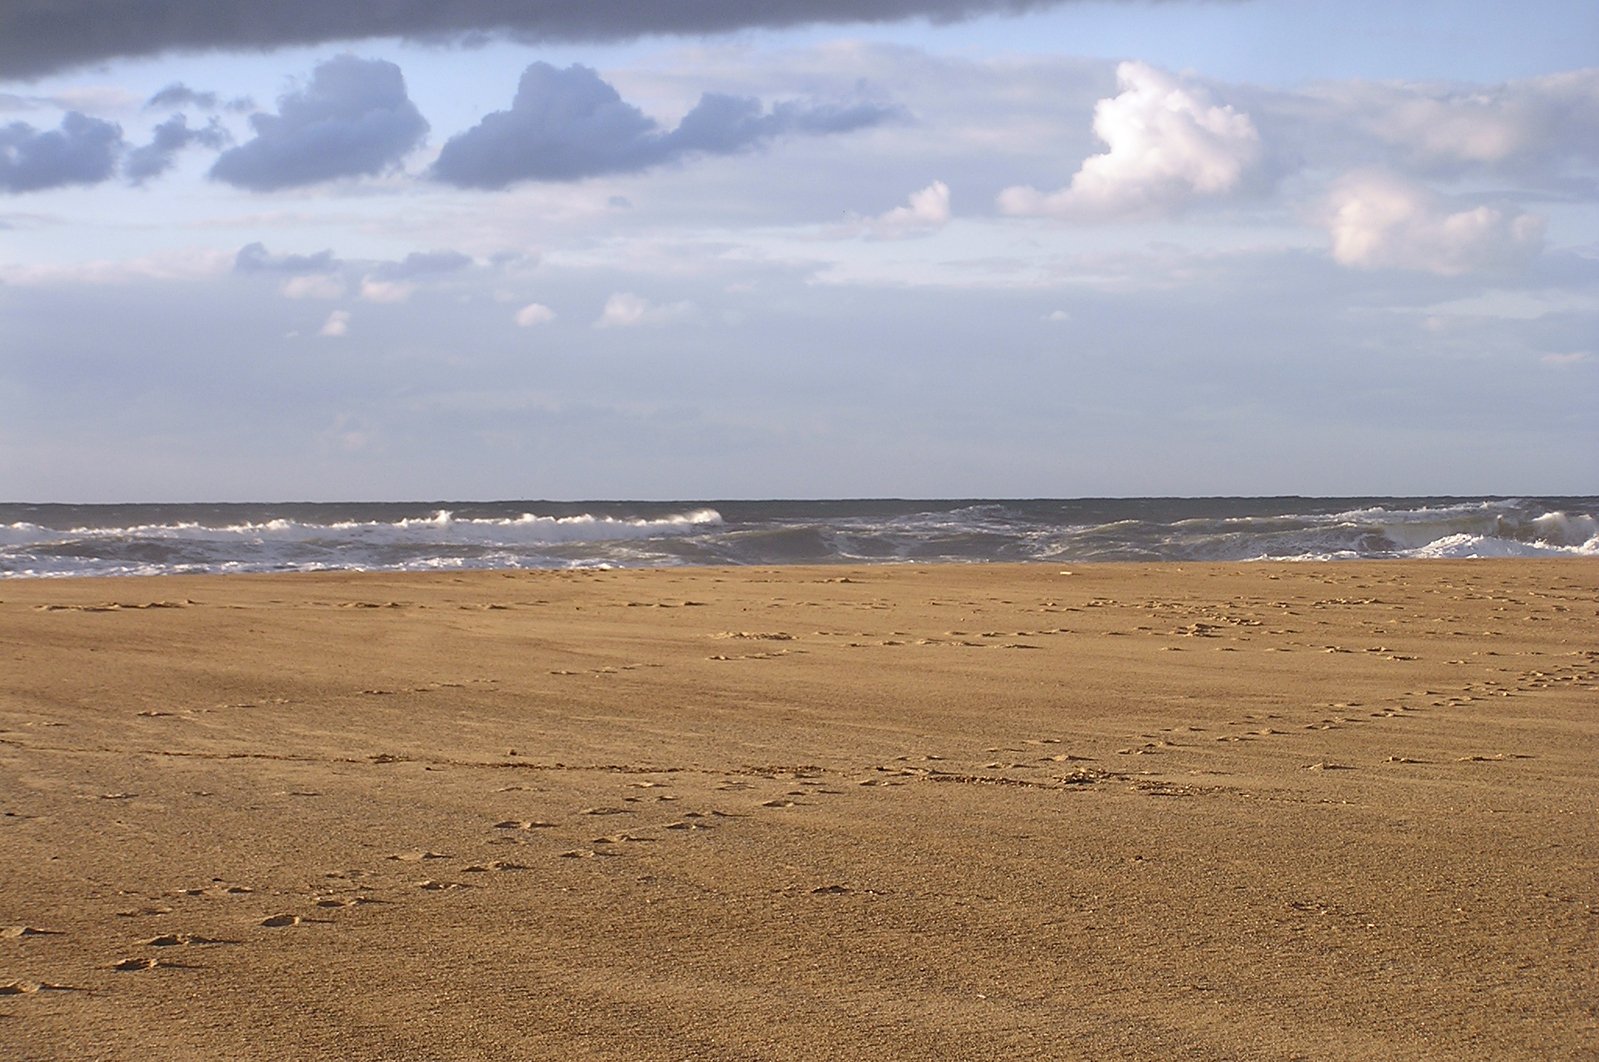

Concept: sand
[[1, 560, 1595, 1060]]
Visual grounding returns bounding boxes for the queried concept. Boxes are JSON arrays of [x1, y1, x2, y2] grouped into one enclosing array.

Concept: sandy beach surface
[[2, 561, 1595, 1060]]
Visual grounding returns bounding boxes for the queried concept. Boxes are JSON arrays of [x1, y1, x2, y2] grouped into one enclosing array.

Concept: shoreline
[[4, 551, 1596, 582], [3, 560, 1595, 1059]]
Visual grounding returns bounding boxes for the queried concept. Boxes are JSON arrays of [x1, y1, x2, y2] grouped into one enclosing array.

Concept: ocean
[[1, 497, 1595, 578]]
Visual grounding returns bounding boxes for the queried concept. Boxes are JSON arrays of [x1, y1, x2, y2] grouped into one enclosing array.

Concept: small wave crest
[[1, 508, 724, 577]]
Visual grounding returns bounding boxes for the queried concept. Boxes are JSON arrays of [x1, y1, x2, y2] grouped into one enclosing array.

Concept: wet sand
[[2, 561, 1595, 1060]]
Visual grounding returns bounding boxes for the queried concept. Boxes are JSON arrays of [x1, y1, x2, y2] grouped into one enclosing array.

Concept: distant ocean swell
[[1, 497, 1594, 578]]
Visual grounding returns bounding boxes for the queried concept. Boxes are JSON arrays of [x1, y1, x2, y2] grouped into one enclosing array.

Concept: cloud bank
[[234, 242, 342, 275], [0, 1, 1078, 80], [433, 62, 895, 187], [209, 56, 428, 191], [1315, 69, 1599, 178]]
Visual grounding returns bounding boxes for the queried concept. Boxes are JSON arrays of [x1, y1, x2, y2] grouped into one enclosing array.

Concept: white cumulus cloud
[[359, 278, 415, 303], [1324, 170, 1545, 276], [281, 274, 345, 299], [865, 180, 951, 238], [999, 61, 1262, 220], [514, 302, 555, 326], [318, 309, 351, 337]]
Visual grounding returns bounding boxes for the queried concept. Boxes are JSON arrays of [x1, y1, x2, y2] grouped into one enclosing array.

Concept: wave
[[2, 498, 1593, 577], [0, 508, 726, 577]]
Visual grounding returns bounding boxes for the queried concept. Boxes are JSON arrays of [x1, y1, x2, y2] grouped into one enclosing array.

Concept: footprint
[[0, 979, 79, 994], [141, 933, 233, 947], [172, 883, 254, 898], [109, 956, 162, 971], [1, 925, 61, 939]]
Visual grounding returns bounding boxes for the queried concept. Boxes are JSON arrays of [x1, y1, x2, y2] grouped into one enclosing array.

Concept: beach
[[2, 560, 1595, 1060]]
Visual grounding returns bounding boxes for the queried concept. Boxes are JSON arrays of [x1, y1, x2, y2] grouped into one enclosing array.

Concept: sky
[[1, 0, 1595, 502]]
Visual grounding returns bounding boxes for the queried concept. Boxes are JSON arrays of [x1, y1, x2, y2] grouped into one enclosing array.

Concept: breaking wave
[[2, 497, 1593, 578]]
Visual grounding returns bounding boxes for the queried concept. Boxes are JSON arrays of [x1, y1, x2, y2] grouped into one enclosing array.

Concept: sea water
[[1, 497, 1595, 578]]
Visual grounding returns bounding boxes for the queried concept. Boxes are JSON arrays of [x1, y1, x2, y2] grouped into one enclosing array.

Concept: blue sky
[[1, 0, 1595, 501]]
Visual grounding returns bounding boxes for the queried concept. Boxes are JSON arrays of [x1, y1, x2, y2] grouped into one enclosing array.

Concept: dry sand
[[1, 561, 1595, 1060]]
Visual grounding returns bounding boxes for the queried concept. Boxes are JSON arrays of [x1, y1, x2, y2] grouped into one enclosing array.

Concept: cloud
[[998, 61, 1262, 219], [0, 247, 232, 286], [319, 310, 351, 337], [283, 275, 346, 299], [594, 292, 696, 328], [359, 279, 414, 303], [0, 112, 123, 193], [146, 84, 220, 111], [1540, 352, 1591, 368], [235, 243, 475, 301], [368, 250, 473, 281], [209, 56, 428, 191], [1324, 171, 1545, 276], [234, 242, 342, 274], [123, 114, 229, 183], [432, 62, 896, 188], [1, 1, 1086, 80], [1312, 70, 1599, 178], [514, 303, 556, 327], [359, 250, 475, 299], [858, 180, 951, 238]]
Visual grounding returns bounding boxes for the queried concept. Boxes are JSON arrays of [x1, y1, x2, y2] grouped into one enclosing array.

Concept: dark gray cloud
[[370, 250, 474, 280], [146, 83, 256, 113], [0, 1, 1073, 80], [233, 244, 476, 281], [234, 242, 342, 275], [208, 55, 428, 191], [0, 112, 122, 193], [147, 83, 219, 110], [433, 62, 897, 187], [124, 114, 228, 183]]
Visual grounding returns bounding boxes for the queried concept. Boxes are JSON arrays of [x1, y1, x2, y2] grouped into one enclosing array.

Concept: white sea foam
[[1410, 532, 1599, 559]]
